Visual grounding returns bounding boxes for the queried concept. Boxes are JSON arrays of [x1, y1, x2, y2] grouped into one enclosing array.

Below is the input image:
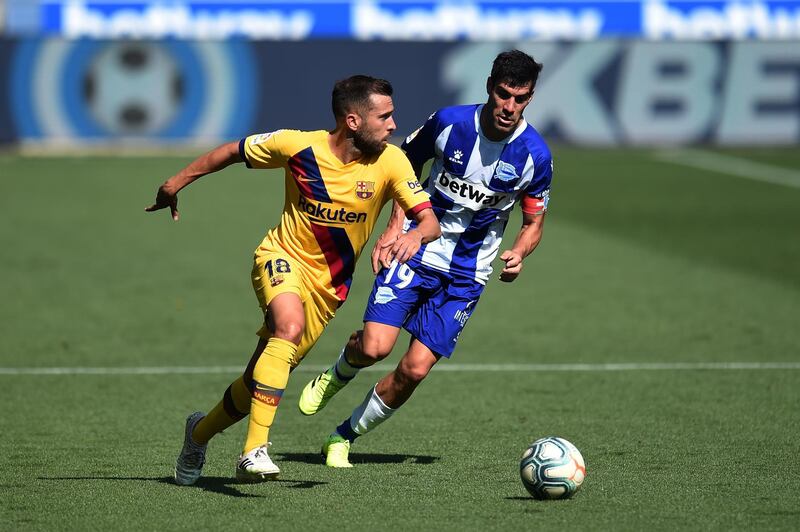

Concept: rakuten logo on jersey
[[298, 196, 367, 225], [436, 172, 510, 210]]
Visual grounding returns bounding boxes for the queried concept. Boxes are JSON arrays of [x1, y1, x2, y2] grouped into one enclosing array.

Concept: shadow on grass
[[276, 452, 440, 465], [37, 475, 326, 497]]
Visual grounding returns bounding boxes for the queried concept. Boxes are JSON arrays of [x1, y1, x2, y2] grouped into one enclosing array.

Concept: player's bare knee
[[396, 360, 430, 385], [361, 340, 392, 363], [351, 329, 389, 363], [273, 321, 304, 344], [359, 345, 389, 364]]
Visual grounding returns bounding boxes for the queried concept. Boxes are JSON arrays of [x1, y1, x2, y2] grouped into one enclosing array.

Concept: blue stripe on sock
[[336, 420, 359, 443]]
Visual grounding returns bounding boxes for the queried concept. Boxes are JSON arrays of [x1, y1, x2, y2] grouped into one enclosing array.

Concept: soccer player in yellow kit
[[146, 76, 439, 484]]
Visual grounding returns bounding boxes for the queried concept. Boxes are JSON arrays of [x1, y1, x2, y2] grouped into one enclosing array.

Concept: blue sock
[[335, 419, 359, 443]]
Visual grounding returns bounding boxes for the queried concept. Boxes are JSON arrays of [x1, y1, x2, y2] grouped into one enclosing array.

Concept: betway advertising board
[[23, 0, 800, 40], [0, 39, 797, 145]]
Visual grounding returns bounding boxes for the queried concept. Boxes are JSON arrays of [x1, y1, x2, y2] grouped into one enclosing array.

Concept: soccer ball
[[519, 436, 586, 500]]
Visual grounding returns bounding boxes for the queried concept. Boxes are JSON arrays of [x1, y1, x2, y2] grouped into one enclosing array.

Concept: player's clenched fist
[[499, 250, 523, 282]]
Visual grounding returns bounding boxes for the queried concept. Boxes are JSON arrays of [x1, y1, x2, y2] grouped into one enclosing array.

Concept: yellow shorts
[[251, 250, 339, 367]]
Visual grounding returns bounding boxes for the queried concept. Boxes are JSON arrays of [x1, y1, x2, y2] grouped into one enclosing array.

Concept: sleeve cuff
[[405, 201, 432, 217], [238, 138, 252, 169]]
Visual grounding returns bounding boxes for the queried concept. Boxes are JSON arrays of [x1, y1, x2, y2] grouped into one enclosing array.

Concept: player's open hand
[[499, 250, 523, 282], [390, 230, 424, 266], [372, 227, 402, 273], [145, 183, 180, 221]]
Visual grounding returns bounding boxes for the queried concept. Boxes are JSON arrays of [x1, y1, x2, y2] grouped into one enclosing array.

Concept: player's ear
[[344, 111, 361, 132], [486, 77, 494, 96]]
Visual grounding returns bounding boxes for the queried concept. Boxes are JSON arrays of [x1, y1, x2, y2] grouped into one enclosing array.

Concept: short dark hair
[[489, 50, 543, 90], [332, 75, 393, 120]]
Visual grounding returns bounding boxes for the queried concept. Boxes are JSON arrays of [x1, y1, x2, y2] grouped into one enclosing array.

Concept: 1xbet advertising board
[[0, 39, 798, 145]]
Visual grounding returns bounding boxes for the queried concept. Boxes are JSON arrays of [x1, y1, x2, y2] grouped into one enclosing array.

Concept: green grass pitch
[[1, 147, 799, 530]]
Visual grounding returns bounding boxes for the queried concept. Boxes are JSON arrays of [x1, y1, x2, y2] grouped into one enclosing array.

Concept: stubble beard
[[353, 128, 385, 158]]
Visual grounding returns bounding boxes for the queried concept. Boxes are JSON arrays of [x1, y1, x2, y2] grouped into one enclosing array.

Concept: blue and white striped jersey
[[401, 104, 553, 284]]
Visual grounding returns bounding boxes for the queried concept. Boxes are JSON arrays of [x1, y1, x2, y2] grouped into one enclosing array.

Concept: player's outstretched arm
[[145, 141, 242, 221], [381, 207, 440, 269], [499, 210, 545, 283]]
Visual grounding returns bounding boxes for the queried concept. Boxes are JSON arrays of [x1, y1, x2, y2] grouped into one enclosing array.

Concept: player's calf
[[347, 327, 396, 366]]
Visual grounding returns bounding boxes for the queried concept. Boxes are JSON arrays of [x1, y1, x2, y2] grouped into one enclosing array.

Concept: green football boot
[[321, 434, 353, 468], [298, 368, 347, 415]]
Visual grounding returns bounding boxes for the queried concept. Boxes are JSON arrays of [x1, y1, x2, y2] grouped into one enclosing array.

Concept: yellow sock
[[192, 376, 251, 445], [243, 337, 296, 454]]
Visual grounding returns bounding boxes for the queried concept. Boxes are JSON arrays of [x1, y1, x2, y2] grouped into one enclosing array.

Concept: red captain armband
[[406, 201, 433, 217], [521, 194, 547, 215]]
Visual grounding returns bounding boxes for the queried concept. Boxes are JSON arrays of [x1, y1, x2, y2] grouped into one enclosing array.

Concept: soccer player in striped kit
[[146, 76, 440, 484], [298, 51, 553, 468]]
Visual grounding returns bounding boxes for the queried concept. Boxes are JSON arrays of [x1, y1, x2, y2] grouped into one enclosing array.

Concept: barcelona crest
[[355, 181, 375, 200]]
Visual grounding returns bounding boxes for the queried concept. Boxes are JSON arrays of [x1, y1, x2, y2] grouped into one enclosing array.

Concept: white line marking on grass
[[1, 362, 799, 376], [652, 149, 800, 189]]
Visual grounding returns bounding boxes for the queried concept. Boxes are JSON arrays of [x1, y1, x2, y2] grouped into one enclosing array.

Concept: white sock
[[333, 346, 361, 382], [349, 385, 396, 436]]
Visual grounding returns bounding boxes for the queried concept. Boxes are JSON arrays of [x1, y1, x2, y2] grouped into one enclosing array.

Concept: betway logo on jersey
[[298, 195, 367, 225], [436, 172, 510, 210]]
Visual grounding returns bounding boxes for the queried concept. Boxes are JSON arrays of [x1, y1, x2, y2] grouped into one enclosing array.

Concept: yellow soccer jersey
[[239, 129, 431, 304]]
